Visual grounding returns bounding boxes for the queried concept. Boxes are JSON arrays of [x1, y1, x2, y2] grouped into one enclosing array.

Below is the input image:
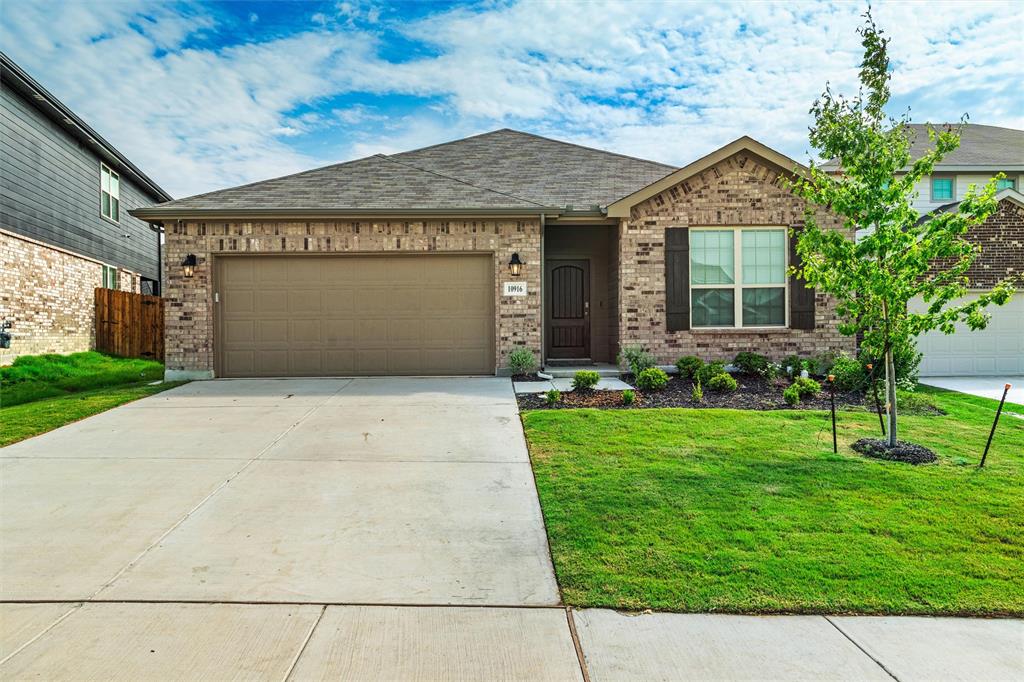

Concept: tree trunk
[[885, 345, 898, 447]]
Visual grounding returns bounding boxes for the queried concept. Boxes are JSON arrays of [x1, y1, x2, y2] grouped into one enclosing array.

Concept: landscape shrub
[[783, 354, 806, 379], [791, 376, 821, 398], [545, 389, 561, 406], [808, 352, 837, 376], [858, 342, 922, 391], [635, 367, 669, 391], [571, 370, 601, 391], [690, 379, 703, 402], [830, 354, 864, 391], [619, 345, 656, 376], [783, 384, 801, 405], [696, 360, 726, 386], [675, 355, 703, 379], [732, 352, 771, 377], [706, 372, 738, 392], [507, 348, 537, 377], [621, 389, 636, 405]]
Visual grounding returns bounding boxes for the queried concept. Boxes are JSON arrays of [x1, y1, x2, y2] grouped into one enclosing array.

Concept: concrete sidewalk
[[919, 376, 1024, 404]]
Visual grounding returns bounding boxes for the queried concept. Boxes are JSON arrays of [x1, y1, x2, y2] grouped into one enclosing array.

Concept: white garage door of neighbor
[[913, 293, 1024, 377]]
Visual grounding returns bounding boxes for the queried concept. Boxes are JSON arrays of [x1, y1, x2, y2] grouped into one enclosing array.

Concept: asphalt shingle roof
[[391, 129, 676, 209], [142, 129, 676, 214], [821, 124, 1023, 170]]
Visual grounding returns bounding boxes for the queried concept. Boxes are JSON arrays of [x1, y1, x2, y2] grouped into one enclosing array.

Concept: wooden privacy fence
[[94, 288, 164, 362]]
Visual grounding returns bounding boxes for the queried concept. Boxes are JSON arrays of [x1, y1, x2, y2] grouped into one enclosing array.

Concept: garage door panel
[[256, 320, 289, 345], [256, 290, 288, 314], [915, 294, 1024, 376], [257, 351, 289, 376], [218, 255, 494, 377]]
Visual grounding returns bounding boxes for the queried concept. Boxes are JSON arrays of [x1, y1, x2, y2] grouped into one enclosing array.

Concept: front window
[[100, 163, 120, 221], [691, 228, 787, 328], [931, 177, 954, 201], [996, 178, 1016, 191]]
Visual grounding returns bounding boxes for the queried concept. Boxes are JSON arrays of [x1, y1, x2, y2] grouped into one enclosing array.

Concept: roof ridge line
[[501, 129, 677, 170], [380, 154, 549, 209], [153, 154, 382, 208]]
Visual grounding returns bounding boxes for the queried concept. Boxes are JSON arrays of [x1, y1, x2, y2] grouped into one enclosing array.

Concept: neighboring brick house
[[133, 130, 860, 380], [0, 52, 171, 364]]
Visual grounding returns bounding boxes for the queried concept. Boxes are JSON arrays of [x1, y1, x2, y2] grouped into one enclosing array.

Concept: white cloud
[[2, 0, 1020, 199]]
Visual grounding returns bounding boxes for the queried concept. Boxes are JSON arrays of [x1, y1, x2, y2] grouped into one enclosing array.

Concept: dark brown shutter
[[665, 227, 690, 331], [789, 229, 816, 330]]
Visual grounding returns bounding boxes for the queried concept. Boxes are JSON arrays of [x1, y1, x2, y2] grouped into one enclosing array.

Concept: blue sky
[[2, 0, 1021, 198]]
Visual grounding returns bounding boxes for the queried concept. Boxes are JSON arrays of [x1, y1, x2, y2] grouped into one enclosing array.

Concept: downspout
[[539, 212, 546, 369], [155, 222, 162, 296]]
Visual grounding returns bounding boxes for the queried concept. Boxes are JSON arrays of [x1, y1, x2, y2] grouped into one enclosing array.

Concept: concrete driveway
[[920, 376, 1024, 404]]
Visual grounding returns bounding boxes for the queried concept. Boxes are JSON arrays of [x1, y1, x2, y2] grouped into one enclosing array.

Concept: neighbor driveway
[[919, 376, 1024, 404]]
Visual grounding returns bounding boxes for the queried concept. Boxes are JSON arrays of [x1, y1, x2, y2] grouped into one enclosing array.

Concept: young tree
[[789, 10, 1015, 448]]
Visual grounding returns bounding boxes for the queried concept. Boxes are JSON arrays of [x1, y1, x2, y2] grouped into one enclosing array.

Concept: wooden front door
[[546, 259, 590, 359]]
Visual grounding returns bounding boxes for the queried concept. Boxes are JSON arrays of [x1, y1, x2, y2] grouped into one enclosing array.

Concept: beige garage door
[[216, 254, 495, 377]]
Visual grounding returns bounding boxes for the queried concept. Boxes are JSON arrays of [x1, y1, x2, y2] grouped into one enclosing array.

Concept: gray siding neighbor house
[[1, 52, 171, 363]]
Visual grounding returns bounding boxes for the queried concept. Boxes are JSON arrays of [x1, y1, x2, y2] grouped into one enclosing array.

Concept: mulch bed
[[851, 438, 938, 465], [511, 373, 548, 382], [517, 374, 867, 411]]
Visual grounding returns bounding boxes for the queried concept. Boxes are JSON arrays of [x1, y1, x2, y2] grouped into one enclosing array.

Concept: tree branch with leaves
[[788, 9, 1015, 448]]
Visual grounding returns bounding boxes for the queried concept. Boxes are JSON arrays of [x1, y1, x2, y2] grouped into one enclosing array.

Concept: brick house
[[0, 53, 171, 364], [133, 129, 862, 380]]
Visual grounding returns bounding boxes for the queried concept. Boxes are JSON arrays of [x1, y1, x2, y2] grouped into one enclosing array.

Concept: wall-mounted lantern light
[[508, 252, 523, 277], [181, 253, 198, 278]]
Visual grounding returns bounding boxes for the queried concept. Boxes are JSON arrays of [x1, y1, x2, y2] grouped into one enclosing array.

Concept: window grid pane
[[690, 230, 734, 285], [742, 287, 786, 326], [741, 229, 786, 284], [110, 173, 119, 199], [692, 289, 735, 327], [932, 178, 953, 200]]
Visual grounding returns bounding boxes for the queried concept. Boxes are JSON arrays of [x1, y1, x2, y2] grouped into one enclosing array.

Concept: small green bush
[[621, 389, 636, 405], [619, 345, 656, 376], [830, 354, 863, 391], [783, 354, 805, 379], [783, 384, 801, 405], [706, 372, 738, 392], [635, 367, 669, 391], [675, 355, 703, 379], [545, 389, 561, 405], [792, 376, 821, 398], [691, 380, 703, 402], [808, 352, 837, 376], [507, 348, 537, 377], [696, 360, 726, 386], [732, 351, 770, 377], [572, 370, 601, 391]]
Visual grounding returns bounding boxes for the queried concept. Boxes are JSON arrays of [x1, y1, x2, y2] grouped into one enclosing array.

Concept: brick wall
[[162, 219, 542, 376], [958, 198, 1023, 288], [0, 229, 140, 364], [618, 151, 856, 364]]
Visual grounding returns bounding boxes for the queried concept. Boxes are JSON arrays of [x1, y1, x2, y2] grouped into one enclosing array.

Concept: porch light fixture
[[508, 252, 523, 277], [181, 253, 198, 278]]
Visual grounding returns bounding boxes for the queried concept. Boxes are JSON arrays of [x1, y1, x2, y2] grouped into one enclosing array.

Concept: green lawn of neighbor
[[1, 352, 181, 446], [523, 386, 1024, 616]]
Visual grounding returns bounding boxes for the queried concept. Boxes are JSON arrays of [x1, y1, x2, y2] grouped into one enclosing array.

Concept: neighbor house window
[[930, 177, 954, 201], [100, 163, 120, 221], [996, 178, 1016, 191], [690, 228, 787, 328], [101, 265, 118, 289]]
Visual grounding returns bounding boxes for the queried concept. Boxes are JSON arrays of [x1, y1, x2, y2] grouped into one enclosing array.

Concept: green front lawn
[[524, 386, 1024, 616]]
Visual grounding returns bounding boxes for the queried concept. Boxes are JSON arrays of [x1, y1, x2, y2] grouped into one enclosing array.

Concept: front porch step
[[543, 362, 620, 378]]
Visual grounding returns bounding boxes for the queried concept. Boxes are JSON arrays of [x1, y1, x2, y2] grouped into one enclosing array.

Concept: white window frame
[[101, 264, 118, 289], [690, 226, 789, 330], [100, 162, 120, 223]]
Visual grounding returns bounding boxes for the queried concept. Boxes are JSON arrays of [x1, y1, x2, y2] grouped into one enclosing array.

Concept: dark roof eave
[[130, 206, 564, 223], [0, 52, 172, 203]]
